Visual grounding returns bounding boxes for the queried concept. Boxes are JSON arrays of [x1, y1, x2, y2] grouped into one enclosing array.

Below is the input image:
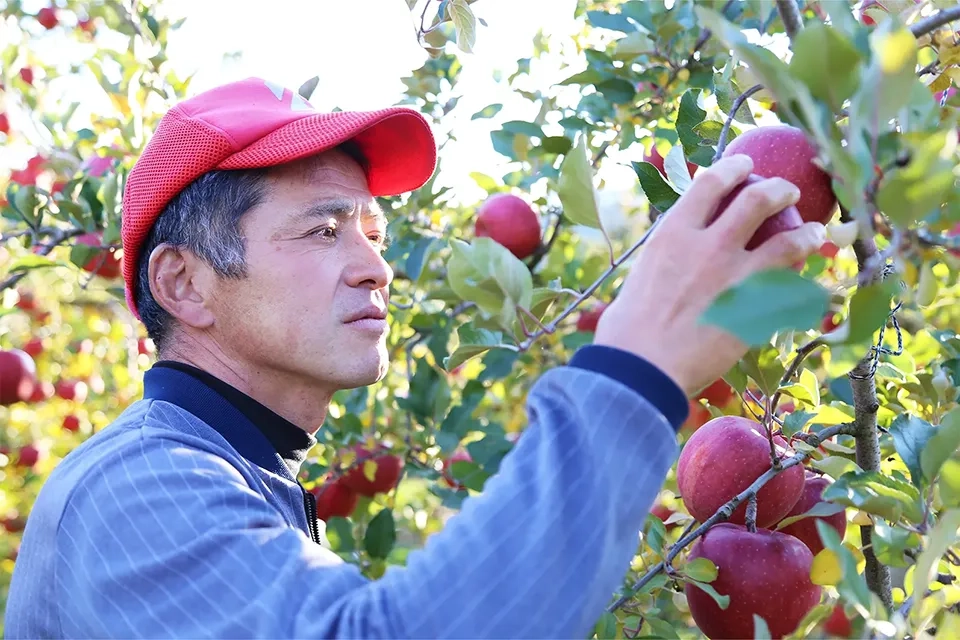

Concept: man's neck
[[160, 337, 332, 435]]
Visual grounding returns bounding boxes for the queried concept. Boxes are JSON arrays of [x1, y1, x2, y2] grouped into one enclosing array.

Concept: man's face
[[207, 148, 394, 393]]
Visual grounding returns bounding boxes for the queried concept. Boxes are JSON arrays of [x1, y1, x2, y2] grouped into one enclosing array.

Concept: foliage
[[3, 0, 960, 638]]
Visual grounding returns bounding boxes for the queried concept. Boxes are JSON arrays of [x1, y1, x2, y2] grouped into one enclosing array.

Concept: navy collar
[[142, 362, 316, 481]]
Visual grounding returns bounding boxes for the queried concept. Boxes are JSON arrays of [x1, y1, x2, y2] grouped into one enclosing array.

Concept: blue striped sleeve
[[55, 364, 679, 638]]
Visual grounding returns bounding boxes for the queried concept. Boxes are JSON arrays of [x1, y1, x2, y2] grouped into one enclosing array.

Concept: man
[[5, 77, 824, 638]]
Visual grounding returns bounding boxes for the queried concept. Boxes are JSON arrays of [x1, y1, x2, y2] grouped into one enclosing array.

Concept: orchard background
[[3, 0, 960, 637]]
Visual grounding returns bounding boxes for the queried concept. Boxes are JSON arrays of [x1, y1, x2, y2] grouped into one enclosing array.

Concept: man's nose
[[344, 232, 393, 290]]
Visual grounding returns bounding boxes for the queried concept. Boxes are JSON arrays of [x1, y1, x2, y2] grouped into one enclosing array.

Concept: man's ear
[[147, 244, 216, 330]]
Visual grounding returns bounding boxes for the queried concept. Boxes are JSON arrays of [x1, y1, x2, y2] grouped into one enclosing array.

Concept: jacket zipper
[[301, 487, 321, 545]]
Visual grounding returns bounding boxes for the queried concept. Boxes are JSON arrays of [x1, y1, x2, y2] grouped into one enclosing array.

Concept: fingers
[[707, 177, 802, 248], [744, 222, 827, 272], [665, 155, 755, 228]]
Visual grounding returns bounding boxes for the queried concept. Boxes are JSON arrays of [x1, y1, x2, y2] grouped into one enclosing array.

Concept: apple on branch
[[339, 444, 405, 498], [677, 416, 805, 528], [776, 471, 847, 556], [685, 523, 821, 639], [722, 125, 837, 226], [0, 349, 38, 406], [474, 193, 542, 260]]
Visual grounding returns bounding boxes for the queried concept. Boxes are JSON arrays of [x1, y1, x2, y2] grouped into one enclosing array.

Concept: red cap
[[120, 76, 437, 319]]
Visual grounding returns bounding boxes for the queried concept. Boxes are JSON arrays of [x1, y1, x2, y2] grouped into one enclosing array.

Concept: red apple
[[474, 193, 542, 260], [697, 379, 735, 407], [441, 449, 473, 490], [819, 241, 839, 259], [576, 303, 608, 333], [10, 155, 45, 185], [2, 513, 25, 533], [27, 381, 54, 403], [644, 144, 698, 179], [339, 445, 404, 497], [78, 17, 96, 34], [0, 349, 37, 406], [722, 125, 837, 225], [859, 0, 886, 25], [19, 68, 34, 86], [16, 443, 42, 468], [138, 337, 155, 355], [37, 7, 59, 29], [821, 312, 840, 334], [62, 414, 81, 432], [22, 337, 43, 359], [651, 503, 678, 530], [14, 290, 36, 312], [823, 604, 853, 638], [311, 477, 359, 521], [707, 174, 805, 251], [677, 416, 805, 527], [777, 471, 847, 556], [0, 113, 9, 135], [683, 400, 712, 433], [55, 379, 89, 403], [685, 523, 821, 640], [76, 232, 122, 279]]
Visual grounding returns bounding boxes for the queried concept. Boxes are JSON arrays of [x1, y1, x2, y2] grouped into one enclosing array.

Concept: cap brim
[[216, 107, 437, 196]]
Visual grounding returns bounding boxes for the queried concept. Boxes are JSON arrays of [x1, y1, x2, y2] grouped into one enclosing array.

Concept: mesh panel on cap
[[121, 109, 235, 318]]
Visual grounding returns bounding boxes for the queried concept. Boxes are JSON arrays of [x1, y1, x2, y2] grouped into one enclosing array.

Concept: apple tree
[[4, 0, 960, 638]]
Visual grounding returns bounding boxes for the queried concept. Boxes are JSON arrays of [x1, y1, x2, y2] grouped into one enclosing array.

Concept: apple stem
[[769, 337, 825, 416], [774, 0, 804, 42], [607, 421, 856, 614], [712, 83, 764, 163], [525, 206, 563, 273], [745, 494, 758, 533], [516, 305, 553, 337]]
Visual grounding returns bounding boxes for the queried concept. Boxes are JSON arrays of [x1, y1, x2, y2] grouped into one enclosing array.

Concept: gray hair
[[133, 141, 371, 354]]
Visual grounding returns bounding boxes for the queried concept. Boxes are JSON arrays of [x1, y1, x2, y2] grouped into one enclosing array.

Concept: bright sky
[[6, 0, 789, 234]]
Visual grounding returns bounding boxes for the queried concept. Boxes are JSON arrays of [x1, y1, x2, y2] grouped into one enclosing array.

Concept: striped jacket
[[4, 344, 686, 638]]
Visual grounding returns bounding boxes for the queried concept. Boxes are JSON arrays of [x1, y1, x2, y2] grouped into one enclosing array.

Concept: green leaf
[[827, 279, 897, 345], [701, 269, 831, 347], [940, 459, 960, 508], [872, 519, 922, 568], [789, 24, 864, 110], [876, 128, 957, 226], [471, 103, 503, 120], [912, 509, 960, 624], [921, 408, 960, 482], [684, 557, 719, 583], [799, 368, 821, 407], [753, 615, 772, 640], [596, 78, 637, 104], [613, 31, 653, 60], [446, 238, 534, 330], [556, 134, 602, 229], [714, 75, 756, 126], [405, 236, 439, 283], [8, 253, 66, 273], [540, 136, 573, 154], [739, 345, 785, 398], [502, 120, 545, 138], [693, 120, 734, 147], [664, 144, 693, 192], [586, 10, 637, 33], [687, 580, 731, 610], [447, 0, 477, 53], [781, 410, 816, 438], [889, 413, 936, 487], [779, 384, 816, 407], [443, 323, 518, 371], [592, 611, 619, 640], [11, 185, 44, 230], [817, 521, 874, 611], [324, 517, 355, 552], [676, 89, 712, 163], [811, 456, 862, 480], [821, 470, 923, 523], [632, 161, 681, 211], [775, 501, 846, 530], [363, 508, 396, 559]]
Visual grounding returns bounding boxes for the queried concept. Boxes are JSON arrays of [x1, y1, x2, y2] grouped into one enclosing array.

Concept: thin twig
[[0, 226, 87, 293], [770, 337, 826, 414], [775, 0, 804, 41], [713, 84, 764, 163]]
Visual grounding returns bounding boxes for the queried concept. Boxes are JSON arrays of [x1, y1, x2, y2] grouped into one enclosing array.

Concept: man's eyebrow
[[297, 198, 387, 226]]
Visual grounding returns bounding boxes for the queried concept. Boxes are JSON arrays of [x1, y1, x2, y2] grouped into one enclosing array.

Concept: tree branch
[[846, 210, 895, 611], [770, 337, 825, 414], [713, 84, 764, 163], [775, 0, 804, 42], [608, 422, 856, 613], [0, 225, 87, 293], [910, 5, 960, 38]]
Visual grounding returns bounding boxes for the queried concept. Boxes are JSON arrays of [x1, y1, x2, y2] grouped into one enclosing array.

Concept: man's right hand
[[594, 154, 827, 398]]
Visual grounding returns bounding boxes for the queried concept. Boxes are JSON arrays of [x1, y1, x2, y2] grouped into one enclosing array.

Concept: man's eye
[[315, 226, 338, 239]]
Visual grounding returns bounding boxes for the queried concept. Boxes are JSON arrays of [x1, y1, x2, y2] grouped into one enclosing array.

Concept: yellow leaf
[[810, 548, 843, 586], [929, 72, 953, 95], [851, 510, 873, 526], [873, 28, 918, 75], [363, 459, 378, 483], [940, 43, 960, 67]]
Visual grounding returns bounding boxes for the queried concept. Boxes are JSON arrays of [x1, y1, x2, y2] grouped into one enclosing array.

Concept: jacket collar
[[142, 362, 316, 481]]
